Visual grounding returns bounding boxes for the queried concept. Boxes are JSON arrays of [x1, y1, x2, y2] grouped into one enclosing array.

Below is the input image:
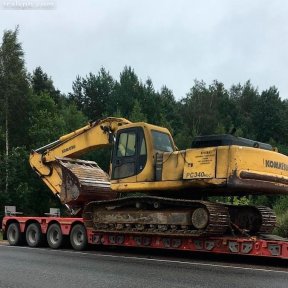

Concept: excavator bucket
[[56, 157, 118, 207]]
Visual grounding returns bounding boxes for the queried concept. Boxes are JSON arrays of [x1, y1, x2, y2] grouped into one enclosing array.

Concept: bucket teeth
[[56, 157, 117, 206]]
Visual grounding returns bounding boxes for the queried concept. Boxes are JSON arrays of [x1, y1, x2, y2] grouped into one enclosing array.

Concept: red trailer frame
[[2, 215, 288, 259]]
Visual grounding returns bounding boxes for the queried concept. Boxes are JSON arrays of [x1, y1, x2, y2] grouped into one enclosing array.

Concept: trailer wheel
[[47, 224, 63, 249], [7, 222, 22, 246], [70, 224, 87, 251], [26, 223, 43, 247]]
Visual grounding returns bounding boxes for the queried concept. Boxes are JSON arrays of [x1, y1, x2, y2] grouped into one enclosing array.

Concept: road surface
[[0, 244, 287, 288]]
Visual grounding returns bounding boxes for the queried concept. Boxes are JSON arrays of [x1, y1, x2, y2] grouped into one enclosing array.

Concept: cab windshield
[[152, 131, 174, 152]]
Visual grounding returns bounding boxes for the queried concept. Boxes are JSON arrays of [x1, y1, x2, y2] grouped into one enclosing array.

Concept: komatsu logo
[[265, 160, 288, 171], [62, 145, 76, 154]]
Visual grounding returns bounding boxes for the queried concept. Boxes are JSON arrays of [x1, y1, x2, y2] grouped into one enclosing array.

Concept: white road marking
[[1, 244, 287, 274]]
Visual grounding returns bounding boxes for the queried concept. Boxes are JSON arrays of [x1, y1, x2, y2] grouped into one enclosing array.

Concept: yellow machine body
[[29, 117, 288, 209]]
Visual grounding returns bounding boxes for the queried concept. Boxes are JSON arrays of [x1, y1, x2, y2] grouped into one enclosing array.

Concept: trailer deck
[[2, 214, 288, 259]]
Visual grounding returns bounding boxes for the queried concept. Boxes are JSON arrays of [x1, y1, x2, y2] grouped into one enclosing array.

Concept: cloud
[[1, 0, 288, 99]]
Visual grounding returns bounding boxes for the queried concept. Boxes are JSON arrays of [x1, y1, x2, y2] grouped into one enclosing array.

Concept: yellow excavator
[[29, 117, 288, 237]]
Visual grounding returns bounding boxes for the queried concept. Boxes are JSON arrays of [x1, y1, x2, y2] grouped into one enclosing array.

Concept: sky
[[0, 0, 288, 100]]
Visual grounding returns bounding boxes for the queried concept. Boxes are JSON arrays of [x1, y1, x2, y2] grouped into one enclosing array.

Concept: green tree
[[31, 66, 61, 103], [28, 92, 65, 148], [114, 66, 142, 117], [181, 80, 231, 137], [0, 27, 30, 199], [139, 78, 158, 124], [255, 87, 286, 144], [129, 99, 147, 122], [229, 81, 259, 138], [0, 27, 30, 148], [69, 68, 116, 119]]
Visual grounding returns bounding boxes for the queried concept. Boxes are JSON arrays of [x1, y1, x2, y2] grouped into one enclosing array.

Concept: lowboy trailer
[[2, 214, 288, 259]]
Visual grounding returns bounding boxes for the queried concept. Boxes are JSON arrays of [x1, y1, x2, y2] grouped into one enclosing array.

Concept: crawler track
[[83, 196, 230, 237], [256, 206, 277, 234], [226, 204, 276, 234], [83, 196, 277, 237]]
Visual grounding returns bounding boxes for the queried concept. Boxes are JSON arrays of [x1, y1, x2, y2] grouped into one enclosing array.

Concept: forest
[[1, 28, 288, 236]]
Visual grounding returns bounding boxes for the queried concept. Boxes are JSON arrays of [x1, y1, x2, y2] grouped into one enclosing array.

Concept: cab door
[[111, 127, 147, 181]]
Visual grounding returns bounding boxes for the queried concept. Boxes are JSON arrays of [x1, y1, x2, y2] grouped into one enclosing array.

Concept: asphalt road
[[0, 244, 288, 288]]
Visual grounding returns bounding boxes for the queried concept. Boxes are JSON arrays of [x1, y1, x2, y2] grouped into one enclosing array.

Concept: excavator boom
[[29, 117, 131, 209]]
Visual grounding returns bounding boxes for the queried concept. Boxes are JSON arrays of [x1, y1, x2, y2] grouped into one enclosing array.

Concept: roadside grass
[[274, 211, 288, 238], [0, 230, 3, 241]]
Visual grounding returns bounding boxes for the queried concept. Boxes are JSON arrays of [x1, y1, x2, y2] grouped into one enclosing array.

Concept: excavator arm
[[29, 117, 131, 209]]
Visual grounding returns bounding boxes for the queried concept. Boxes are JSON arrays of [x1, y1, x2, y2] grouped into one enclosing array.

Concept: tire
[[47, 224, 63, 249], [7, 222, 22, 246], [70, 224, 88, 251], [26, 223, 43, 247]]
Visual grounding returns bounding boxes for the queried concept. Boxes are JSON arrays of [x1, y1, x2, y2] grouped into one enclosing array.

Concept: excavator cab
[[111, 123, 175, 183]]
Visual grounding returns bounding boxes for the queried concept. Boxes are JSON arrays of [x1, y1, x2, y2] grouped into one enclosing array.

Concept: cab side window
[[117, 132, 136, 157], [140, 136, 146, 155]]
